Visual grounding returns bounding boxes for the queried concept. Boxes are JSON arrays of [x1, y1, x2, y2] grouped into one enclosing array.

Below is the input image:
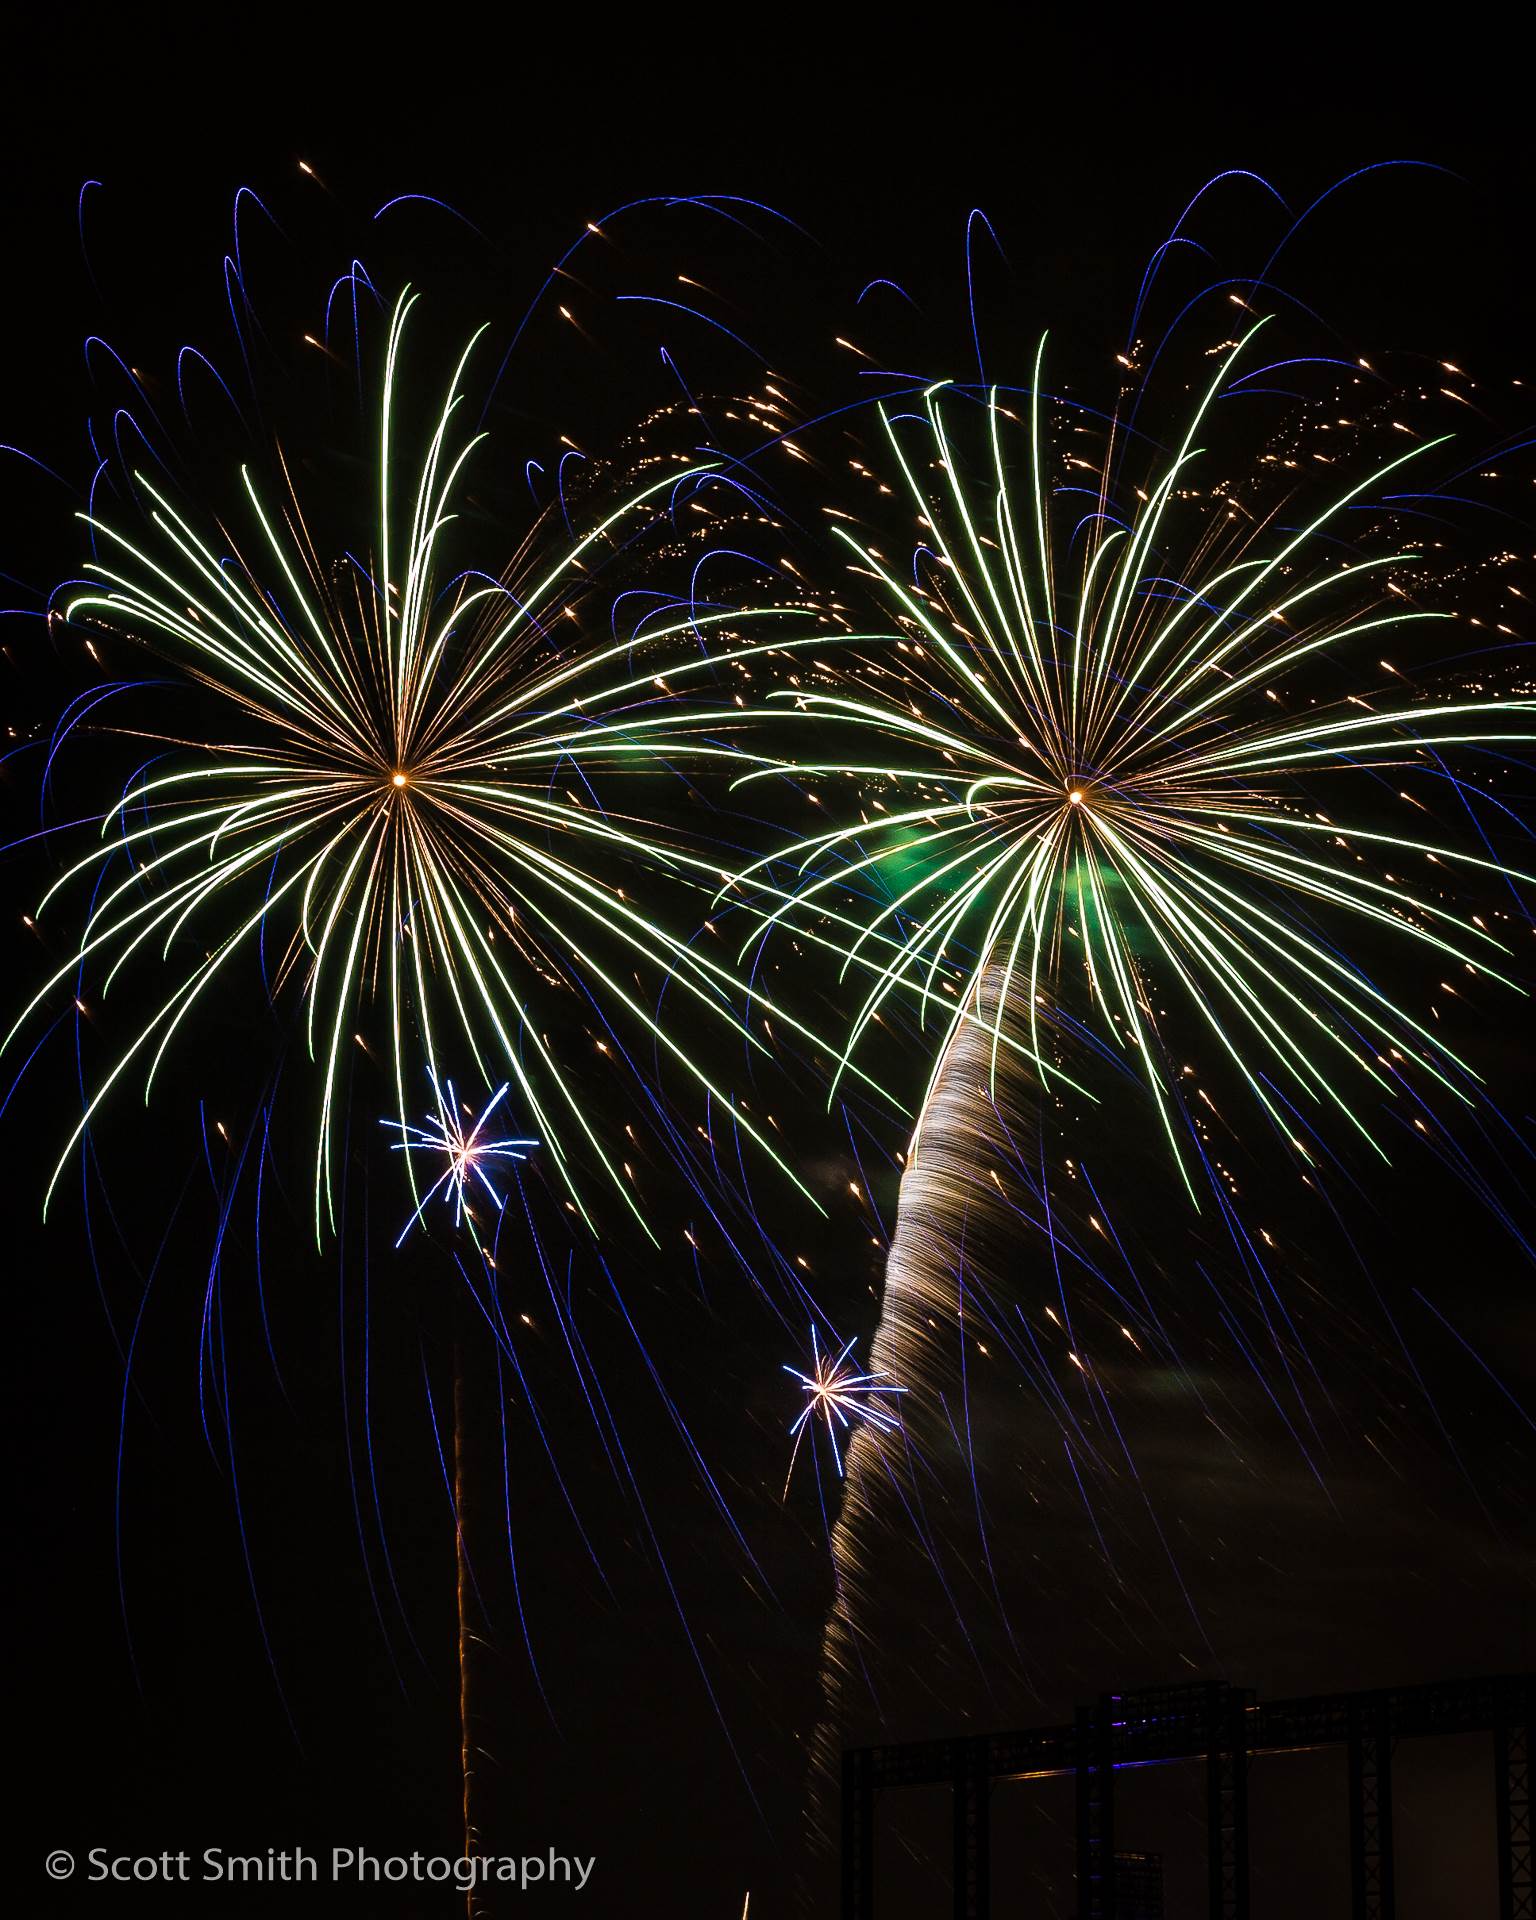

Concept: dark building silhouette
[[842, 1673, 1533, 1918], [1113, 1851, 1163, 1919]]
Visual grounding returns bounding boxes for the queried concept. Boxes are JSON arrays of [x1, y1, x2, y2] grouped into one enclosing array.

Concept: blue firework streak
[[783, 1325, 905, 1492], [384, 1074, 537, 1243], [2, 178, 869, 1807]]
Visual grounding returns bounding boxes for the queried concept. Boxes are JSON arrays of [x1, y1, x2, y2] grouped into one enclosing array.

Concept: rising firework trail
[[2, 238, 874, 1852], [700, 183, 1536, 1860]]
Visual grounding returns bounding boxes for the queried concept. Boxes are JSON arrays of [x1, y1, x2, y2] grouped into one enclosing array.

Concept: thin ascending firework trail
[[451, 1330, 478, 1918], [4, 218, 890, 1868]]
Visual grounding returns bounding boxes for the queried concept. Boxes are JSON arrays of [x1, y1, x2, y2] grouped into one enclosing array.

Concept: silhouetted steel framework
[[841, 1673, 1534, 1920], [1112, 1851, 1163, 1919]]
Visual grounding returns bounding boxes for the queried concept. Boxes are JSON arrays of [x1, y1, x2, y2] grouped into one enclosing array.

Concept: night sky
[[6, 32, 1535, 1920]]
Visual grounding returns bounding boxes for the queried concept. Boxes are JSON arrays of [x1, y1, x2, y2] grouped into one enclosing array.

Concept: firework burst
[[385, 1074, 536, 1244], [7, 289, 828, 1240], [783, 1326, 904, 1493], [726, 326, 1535, 1191]]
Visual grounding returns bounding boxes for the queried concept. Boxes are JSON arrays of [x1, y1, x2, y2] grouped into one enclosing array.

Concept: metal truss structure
[[841, 1673, 1533, 1919]]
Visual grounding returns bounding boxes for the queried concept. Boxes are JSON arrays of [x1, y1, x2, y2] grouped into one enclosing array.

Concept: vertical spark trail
[[807, 977, 1051, 1838], [452, 1337, 482, 1920], [801, 969, 1323, 1852], [804, 958, 1536, 1887]]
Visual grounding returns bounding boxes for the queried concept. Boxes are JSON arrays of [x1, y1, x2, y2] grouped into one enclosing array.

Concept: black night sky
[[5, 30, 1535, 1920]]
